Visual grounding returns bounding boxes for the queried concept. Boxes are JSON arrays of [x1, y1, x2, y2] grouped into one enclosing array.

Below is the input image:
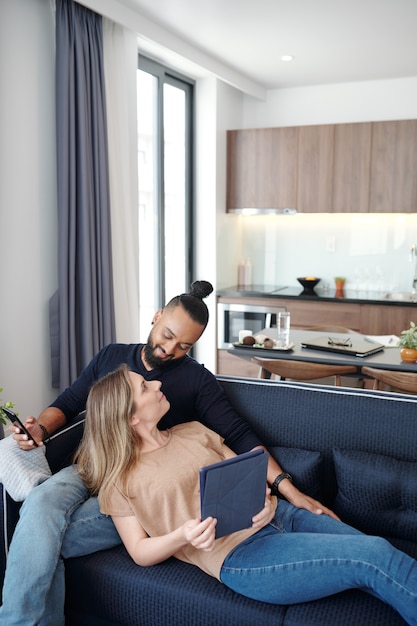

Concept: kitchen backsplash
[[218, 212, 417, 293]]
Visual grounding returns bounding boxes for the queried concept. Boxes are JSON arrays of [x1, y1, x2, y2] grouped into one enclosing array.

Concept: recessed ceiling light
[[281, 55, 294, 62]]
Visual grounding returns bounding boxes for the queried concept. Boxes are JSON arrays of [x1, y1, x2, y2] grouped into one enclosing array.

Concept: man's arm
[[253, 444, 340, 520], [12, 407, 66, 450], [13, 345, 121, 450], [194, 372, 340, 520], [193, 369, 263, 453]]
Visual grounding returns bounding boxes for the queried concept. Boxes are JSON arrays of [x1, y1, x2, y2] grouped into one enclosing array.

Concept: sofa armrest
[[0, 413, 85, 601], [45, 412, 85, 474]]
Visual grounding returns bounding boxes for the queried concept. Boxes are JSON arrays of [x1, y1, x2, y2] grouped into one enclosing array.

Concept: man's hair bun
[[165, 280, 213, 328], [189, 280, 213, 300]]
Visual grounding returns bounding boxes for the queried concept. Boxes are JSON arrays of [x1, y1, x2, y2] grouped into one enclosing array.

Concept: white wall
[[193, 77, 218, 370], [242, 77, 417, 128], [194, 78, 245, 370], [0, 0, 57, 420], [216, 78, 417, 296], [196, 77, 249, 371]]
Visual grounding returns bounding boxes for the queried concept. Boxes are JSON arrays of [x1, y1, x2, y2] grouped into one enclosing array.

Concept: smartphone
[[2, 406, 39, 447]]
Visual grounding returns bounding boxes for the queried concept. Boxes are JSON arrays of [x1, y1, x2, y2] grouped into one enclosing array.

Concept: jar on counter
[[238, 258, 252, 287]]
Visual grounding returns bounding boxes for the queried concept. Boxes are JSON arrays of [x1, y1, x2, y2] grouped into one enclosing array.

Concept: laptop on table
[[301, 335, 384, 358]]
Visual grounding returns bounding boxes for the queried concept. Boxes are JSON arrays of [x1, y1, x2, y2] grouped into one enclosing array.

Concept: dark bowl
[[297, 277, 321, 291]]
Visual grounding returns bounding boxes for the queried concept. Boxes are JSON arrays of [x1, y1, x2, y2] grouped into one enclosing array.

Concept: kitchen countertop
[[217, 285, 417, 306]]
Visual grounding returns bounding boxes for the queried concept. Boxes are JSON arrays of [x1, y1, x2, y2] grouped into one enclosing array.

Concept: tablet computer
[[199, 449, 268, 538]]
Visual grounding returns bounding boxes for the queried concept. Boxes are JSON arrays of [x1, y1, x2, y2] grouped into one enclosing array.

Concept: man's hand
[[11, 406, 65, 451], [264, 450, 340, 521], [11, 417, 44, 450], [280, 482, 340, 520]]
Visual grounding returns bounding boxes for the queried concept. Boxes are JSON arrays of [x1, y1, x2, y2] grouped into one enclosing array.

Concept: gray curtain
[[52, 0, 116, 390]]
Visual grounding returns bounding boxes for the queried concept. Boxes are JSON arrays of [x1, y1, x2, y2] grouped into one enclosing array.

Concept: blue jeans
[[220, 500, 417, 626], [0, 466, 120, 626]]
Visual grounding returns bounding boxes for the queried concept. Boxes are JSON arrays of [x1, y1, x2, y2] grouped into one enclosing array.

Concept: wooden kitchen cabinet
[[332, 123, 372, 213], [217, 349, 260, 378], [274, 298, 362, 330], [370, 120, 417, 213], [226, 127, 298, 210], [359, 303, 417, 335], [297, 124, 334, 213], [227, 123, 336, 213], [227, 119, 417, 214], [226, 129, 257, 210]]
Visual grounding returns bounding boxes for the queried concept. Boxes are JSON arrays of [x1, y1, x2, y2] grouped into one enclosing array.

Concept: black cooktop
[[225, 285, 287, 295]]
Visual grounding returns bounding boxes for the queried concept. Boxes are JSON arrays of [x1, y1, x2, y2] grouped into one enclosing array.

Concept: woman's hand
[[182, 517, 217, 551], [113, 515, 217, 567], [252, 487, 276, 530]]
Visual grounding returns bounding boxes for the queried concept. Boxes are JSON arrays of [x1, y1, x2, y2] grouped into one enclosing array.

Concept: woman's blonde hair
[[75, 364, 140, 508]]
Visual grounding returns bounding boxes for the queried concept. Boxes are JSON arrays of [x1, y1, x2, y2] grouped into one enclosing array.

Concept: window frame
[[138, 55, 195, 307]]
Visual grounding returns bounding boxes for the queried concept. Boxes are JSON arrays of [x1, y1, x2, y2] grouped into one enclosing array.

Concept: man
[[0, 281, 335, 626]]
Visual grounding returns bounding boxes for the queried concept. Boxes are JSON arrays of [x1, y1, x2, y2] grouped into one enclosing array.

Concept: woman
[[76, 366, 417, 625]]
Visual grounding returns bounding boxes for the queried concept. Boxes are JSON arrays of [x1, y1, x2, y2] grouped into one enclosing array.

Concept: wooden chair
[[252, 356, 358, 386], [361, 366, 417, 394]]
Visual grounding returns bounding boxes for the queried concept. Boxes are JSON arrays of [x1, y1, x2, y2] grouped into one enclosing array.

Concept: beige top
[[100, 421, 276, 580]]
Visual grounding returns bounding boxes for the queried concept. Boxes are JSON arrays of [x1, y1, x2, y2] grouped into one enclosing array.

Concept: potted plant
[[334, 276, 346, 297], [0, 387, 15, 438], [398, 321, 417, 362]]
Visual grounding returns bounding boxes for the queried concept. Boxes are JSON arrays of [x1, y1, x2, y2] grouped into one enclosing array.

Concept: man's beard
[[143, 333, 174, 369]]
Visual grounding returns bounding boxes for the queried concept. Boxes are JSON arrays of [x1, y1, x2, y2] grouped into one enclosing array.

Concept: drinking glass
[[277, 312, 290, 347]]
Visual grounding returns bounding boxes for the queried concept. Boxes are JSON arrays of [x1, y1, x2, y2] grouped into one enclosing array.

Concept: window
[[137, 56, 194, 332]]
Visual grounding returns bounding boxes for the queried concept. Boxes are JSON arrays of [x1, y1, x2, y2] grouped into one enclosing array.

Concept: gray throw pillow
[[269, 446, 323, 500], [333, 447, 417, 541], [0, 435, 51, 502]]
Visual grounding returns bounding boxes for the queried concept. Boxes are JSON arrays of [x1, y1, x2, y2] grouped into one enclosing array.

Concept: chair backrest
[[252, 356, 357, 386], [361, 366, 417, 394]]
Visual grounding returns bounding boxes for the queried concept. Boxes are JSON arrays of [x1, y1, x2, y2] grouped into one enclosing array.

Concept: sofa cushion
[[269, 446, 323, 500], [65, 547, 288, 626], [333, 448, 417, 541]]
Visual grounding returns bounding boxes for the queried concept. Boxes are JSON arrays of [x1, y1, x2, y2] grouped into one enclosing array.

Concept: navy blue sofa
[[1, 376, 417, 625]]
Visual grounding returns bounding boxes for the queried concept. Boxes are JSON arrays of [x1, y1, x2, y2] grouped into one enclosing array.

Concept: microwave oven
[[217, 302, 286, 349]]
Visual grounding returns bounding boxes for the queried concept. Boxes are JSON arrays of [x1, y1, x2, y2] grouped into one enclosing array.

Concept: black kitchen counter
[[217, 285, 417, 307]]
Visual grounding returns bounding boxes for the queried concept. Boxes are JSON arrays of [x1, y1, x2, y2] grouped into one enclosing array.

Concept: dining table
[[227, 328, 417, 374]]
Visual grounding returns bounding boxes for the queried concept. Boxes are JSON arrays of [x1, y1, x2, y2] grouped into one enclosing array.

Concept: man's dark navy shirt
[[50, 343, 261, 454]]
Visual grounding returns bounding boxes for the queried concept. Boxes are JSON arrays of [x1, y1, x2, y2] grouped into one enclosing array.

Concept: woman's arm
[[112, 515, 217, 567]]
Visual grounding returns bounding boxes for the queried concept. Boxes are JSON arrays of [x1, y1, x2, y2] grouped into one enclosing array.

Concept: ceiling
[[115, 0, 417, 89], [118, 0, 417, 92]]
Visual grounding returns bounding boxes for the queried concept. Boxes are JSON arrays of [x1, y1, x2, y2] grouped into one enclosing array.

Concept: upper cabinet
[[370, 120, 417, 212], [332, 122, 372, 213], [297, 124, 334, 212], [226, 120, 417, 213], [226, 127, 298, 210]]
